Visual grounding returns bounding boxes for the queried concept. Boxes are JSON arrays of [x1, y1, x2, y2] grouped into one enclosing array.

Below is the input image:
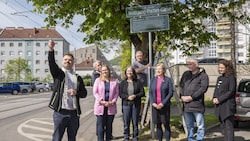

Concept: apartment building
[[0, 27, 70, 81], [72, 45, 121, 80], [170, 1, 250, 64]]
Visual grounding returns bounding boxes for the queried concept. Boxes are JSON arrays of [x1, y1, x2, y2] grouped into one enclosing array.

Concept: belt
[[60, 109, 77, 113]]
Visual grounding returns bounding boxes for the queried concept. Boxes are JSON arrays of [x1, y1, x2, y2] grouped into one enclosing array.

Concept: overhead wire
[[3, 0, 87, 48]]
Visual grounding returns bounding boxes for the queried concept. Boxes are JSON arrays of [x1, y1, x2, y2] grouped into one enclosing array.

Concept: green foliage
[[4, 58, 30, 81], [120, 41, 132, 75], [27, 0, 250, 58], [42, 74, 53, 82], [204, 99, 214, 108], [109, 56, 122, 66], [83, 74, 91, 79], [83, 78, 91, 86], [83, 74, 91, 86]]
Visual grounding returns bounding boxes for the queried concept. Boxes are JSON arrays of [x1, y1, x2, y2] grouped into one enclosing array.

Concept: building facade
[[72, 45, 121, 80], [0, 27, 70, 81], [170, 1, 250, 64]]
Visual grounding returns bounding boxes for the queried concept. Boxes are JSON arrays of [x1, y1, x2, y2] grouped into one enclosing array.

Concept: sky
[[0, 0, 116, 60]]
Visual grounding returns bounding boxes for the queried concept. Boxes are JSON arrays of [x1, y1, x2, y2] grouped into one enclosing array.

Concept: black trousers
[[52, 110, 79, 141], [220, 115, 234, 141]]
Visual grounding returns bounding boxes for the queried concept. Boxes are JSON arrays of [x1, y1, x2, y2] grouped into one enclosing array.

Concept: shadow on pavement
[[179, 136, 249, 141]]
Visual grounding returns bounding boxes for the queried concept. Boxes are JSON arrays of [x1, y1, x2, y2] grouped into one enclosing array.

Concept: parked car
[[34, 82, 46, 92], [234, 79, 250, 127], [13, 82, 32, 93], [198, 58, 225, 63], [0, 82, 21, 95]]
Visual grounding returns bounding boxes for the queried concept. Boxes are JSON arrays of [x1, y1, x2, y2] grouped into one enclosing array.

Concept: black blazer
[[213, 75, 236, 121], [119, 79, 145, 106]]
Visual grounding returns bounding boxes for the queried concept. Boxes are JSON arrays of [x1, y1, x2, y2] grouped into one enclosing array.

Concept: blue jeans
[[52, 110, 79, 141], [183, 112, 205, 141], [96, 108, 114, 141], [122, 104, 140, 141]]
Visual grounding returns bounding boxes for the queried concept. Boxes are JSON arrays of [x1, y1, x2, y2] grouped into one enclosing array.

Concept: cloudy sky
[[0, 0, 116, 60]]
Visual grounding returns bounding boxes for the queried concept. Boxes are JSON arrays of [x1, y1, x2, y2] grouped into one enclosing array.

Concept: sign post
[[126, 3, 174, 139]]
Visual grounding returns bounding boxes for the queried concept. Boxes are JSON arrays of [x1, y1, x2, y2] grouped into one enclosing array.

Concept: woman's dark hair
[[124, 66, 137, 80], [219, 60, 236, 77]]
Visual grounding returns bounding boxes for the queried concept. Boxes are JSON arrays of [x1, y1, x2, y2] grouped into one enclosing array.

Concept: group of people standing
[[180, 58, 236, 141], [48, 39, 236, 141], [91, 50, 174, 141]]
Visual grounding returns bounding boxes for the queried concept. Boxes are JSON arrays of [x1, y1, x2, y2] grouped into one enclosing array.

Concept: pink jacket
[[93, 78, 119, 115]]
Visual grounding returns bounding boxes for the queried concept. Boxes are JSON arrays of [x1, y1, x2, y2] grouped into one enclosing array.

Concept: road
[[0, 89, 250, 141], [0, 88, 97, 141], [0, 88, 124, 141], [203, 122, 250, 141]]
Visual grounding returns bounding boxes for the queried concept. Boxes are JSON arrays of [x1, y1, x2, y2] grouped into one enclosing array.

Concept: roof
[[75, 58, 93, 68], [0, 27, 63, 39]]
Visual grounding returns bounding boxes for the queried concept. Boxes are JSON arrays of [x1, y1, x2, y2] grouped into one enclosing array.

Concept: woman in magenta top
[[93, 65, 119, 141], [149, 63, 174, 141]]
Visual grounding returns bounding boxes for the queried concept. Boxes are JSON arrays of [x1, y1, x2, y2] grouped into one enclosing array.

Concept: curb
[[206, 122, 220, 131]]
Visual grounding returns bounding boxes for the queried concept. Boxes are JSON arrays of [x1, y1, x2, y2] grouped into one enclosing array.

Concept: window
[[27, 42, 32, 46], [238, 52, 244, 57], [45, 43, 48, 47], [1, 51, 5, 56], [1, 43, 5, 47], [44, 60, 48, 64], [36, 60, 40, 64], [36, 69, 40, 74], [9, 51, 14, 56], [18, 51, 22, 55], [18, 43, 23, 47], [45, 69, 49, 72], [45, 51, 49, 55], [0, 60, 5, 64], [27, 51, 32, 56], [36, 42, 40, 47], [36, 51, 40, 55], [1, 69, 4, 74], [27, 60, 31, 65], [9, 43, 14, 47]]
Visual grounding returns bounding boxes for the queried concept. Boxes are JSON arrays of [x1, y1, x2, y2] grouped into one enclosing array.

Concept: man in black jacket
[[180, 59, 209, 141], [48, 40, 87, 141]]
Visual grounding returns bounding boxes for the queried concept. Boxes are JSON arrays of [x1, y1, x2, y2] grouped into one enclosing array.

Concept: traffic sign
[[130, 15, 169, 33], [126, 3, 174, 18]]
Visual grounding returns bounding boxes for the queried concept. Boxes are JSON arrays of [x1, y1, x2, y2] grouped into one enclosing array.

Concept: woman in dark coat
[[213, 60, 236, 141], [149, 63, 173, 141], [119, 66, 145, 141]]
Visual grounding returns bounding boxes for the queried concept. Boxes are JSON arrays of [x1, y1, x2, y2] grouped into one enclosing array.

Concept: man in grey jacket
[[180, 59, 209, 141]]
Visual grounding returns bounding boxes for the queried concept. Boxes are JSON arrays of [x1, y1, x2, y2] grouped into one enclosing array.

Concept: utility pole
[[230, 0, 236, 72], [231, 19, 236, 70]]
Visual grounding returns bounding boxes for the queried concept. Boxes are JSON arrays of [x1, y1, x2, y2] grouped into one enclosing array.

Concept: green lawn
[[139, 112, 218, 140]]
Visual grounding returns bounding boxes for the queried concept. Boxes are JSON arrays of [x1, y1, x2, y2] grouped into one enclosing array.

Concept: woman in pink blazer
[[93, 64, 119, 141]]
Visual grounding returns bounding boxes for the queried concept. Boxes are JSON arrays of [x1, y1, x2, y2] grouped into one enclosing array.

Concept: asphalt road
[[0, 89, 250, 141]]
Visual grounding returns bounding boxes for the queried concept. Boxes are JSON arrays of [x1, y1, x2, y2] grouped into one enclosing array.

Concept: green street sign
[[130, 15, 169, 33], [126, 3, 174, 18]]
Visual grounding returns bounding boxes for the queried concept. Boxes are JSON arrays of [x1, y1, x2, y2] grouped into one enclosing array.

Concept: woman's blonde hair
[[155, 63, 166, 76], [99, 64, 111, 81]]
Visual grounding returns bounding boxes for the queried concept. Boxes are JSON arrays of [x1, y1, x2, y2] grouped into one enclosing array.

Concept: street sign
[[126, 3, 174, 18], [130, 15, 169, 33]]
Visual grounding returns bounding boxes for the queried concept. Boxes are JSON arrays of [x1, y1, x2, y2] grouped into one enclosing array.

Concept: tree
[[4, 58, 30, 81], [28, 0, 250, 62], [120, 41, 132, 75]]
